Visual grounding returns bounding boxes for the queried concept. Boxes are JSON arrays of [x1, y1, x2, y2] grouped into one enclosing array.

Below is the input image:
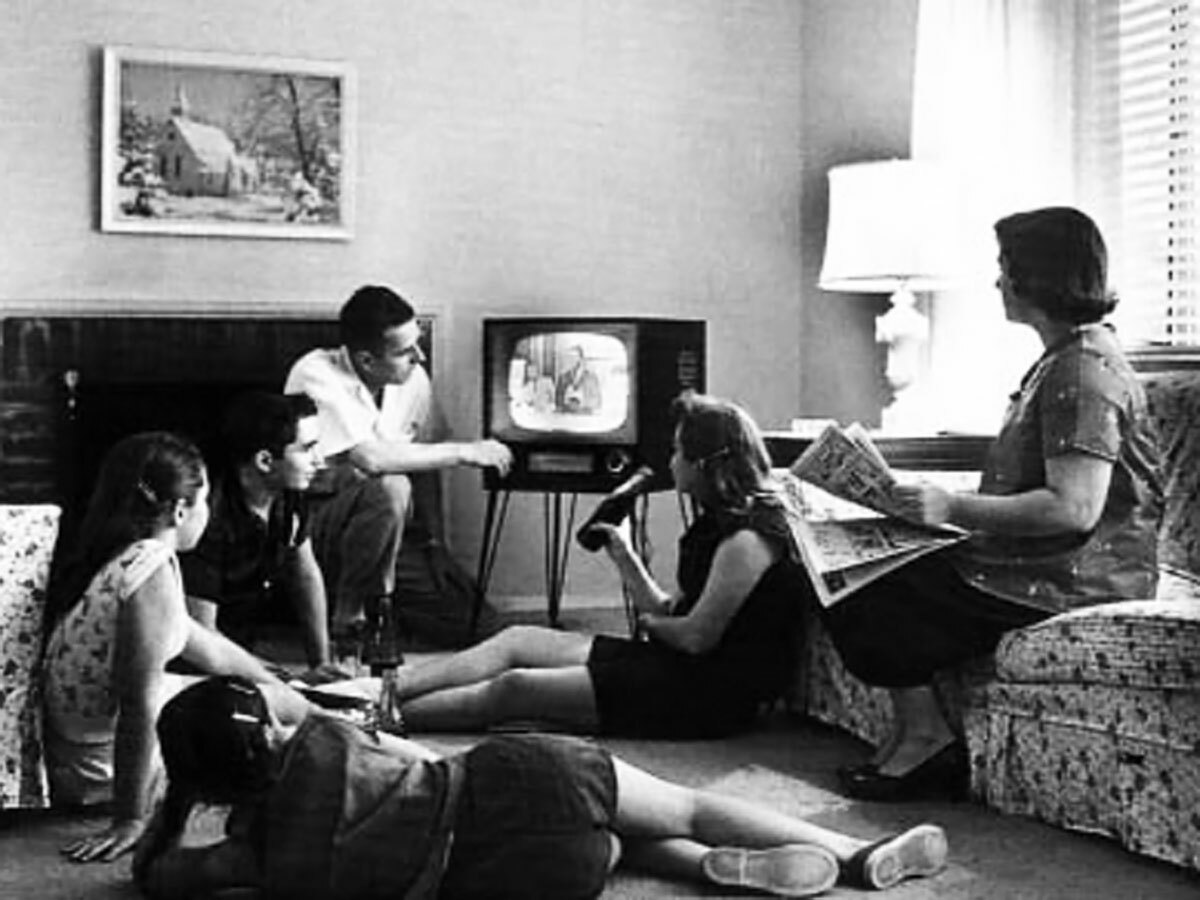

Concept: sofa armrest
[[0, 503, 61, 809], [994, 598, 1200, 688]]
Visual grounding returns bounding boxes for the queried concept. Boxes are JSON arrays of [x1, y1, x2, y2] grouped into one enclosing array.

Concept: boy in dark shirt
[[181, 392, 336, 677]]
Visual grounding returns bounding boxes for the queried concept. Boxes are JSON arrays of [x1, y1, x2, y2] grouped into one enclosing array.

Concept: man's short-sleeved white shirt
[[284, 346, 432, 459]]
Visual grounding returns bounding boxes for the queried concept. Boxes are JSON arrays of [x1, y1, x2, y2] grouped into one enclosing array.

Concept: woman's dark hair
[[221, 391, 318, 467], [135, 677, 275, 886], [45, 431, 206, 632], [671, 392, 773, 513], [994, 206, 1117, 324], [157, 676, 276, 804], [339, 284, 415, 355]]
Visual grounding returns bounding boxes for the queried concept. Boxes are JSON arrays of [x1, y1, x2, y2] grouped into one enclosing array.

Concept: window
[[1080, 0, 1200, 346]]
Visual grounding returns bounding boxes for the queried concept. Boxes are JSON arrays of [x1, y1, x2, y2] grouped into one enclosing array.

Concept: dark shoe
[[575, 465, 655, 551], [702, 844, 839, 898], [843, 824, 949, 889], [841, 742, 967, 802]]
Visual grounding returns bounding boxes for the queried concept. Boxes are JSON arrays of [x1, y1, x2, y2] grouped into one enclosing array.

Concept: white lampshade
[[819, 159, 956, 293]]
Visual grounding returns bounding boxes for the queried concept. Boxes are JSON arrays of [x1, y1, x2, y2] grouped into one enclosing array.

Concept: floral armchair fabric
[[792, 370, 1200, 872], [0, 504, 60, 809]]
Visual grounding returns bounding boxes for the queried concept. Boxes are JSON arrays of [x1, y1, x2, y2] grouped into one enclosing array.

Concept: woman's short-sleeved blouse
[[43, 539, 179, 742], [951, 324, 1163, 613]]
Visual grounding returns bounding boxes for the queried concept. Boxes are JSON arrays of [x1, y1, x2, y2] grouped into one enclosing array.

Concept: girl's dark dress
[[586, 493, 807, 738], [139, 717, 618, 900]]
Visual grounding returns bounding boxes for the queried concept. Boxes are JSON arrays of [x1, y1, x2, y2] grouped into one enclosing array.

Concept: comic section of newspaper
[[786, 423, 965, 607]]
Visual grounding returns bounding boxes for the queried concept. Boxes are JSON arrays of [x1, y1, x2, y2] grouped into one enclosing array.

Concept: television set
[[483, 317, 706, 493]]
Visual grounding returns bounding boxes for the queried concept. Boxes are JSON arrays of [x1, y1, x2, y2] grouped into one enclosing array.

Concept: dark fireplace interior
[[1, 315, 341, 523]]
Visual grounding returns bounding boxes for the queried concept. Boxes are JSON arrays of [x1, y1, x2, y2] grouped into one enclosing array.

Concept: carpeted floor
[[4, 606, 1200, 899]]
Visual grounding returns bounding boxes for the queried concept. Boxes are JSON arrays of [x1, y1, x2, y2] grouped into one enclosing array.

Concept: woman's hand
[[62, 817, 146, 863], [891, 482, 953, 527], [595, 522, 635, 560]]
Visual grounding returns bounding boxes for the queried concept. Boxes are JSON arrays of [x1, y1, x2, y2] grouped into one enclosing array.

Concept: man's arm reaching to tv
[[341, 437, 512, 477]]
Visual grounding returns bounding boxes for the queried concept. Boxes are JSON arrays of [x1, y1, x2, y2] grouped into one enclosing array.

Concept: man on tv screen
[[554, 344, 602, 414], [284, 285, 512, 648]]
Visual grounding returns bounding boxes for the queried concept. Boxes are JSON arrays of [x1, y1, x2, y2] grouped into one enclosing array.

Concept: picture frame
[[101, 45, 355, 240]]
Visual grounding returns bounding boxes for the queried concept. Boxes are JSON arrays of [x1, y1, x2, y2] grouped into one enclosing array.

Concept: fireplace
[[0, 315, 340, 513]]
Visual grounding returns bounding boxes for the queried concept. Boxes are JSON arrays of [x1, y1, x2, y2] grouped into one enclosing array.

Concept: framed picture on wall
[[100, 45, 355, 240]]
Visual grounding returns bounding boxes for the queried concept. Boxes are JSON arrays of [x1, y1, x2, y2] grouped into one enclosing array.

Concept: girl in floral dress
[[42, 431, 283, 863]]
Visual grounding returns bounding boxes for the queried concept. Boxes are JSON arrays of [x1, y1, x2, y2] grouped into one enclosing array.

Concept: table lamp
[[818, 159, 955, 433]]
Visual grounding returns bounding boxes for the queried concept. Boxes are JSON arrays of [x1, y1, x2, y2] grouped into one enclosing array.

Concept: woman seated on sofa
[[824, 206, 1164, 802], [41, 432, 285, 862], [133, 675, 949, 898], [379, 391, 808, 739]]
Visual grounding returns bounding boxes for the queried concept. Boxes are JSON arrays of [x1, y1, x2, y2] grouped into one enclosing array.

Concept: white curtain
[[912, 0, 1087, 432]]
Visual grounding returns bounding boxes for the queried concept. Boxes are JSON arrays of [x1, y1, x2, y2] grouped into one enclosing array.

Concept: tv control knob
[[604, 449, 631, 475]]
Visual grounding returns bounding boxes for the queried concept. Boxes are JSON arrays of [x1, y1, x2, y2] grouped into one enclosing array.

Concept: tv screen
[[484, 316, 704, 492], [505, 331, 629, 435], [488, 323, 638, 445]]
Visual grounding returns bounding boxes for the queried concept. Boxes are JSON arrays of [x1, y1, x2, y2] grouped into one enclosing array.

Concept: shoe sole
[[862, 824, 949, 890], [702, 844, 839, 897]]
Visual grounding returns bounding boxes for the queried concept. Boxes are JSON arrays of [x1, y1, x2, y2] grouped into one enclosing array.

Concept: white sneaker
[[701, 844, 839, 897], [849, 823, 948, 890]]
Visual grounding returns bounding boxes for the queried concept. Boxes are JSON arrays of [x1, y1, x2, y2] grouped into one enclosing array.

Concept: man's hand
[[297, 662, 355, 686], [63, 817, 147, 863], [891, 482, 953, 527], [464, 439, 513, 475]]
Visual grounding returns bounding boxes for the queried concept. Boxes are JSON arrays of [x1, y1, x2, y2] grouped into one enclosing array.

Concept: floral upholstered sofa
[[0, 504, 60, 810], [792, 369, 1200, 872]]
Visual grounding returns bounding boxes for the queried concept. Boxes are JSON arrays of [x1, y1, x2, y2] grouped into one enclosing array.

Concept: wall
[[797, 0, 919, 426], [0, 0, 916, 608]]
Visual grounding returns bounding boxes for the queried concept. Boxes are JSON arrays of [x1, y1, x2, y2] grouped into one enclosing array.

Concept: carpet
[[0, 752, 853, 900]]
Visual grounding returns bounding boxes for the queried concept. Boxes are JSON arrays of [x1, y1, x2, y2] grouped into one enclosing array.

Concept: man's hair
[[221, 391, 318, 466], [339, 285, 416, 354], [994, 206, 1117, 324]]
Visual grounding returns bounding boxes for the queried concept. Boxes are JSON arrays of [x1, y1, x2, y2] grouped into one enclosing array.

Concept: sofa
[[792, 368, 1200, 872], [0, 503, 60, 810]]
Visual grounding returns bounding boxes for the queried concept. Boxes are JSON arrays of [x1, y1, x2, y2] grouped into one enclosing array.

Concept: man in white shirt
[[284, 285, 512, 637]]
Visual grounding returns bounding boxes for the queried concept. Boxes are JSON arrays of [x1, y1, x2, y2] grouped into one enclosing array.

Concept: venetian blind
[[1080, 0, 1200, 345]]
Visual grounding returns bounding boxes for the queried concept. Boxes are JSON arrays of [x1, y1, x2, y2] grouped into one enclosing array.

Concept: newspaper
[[787, 423, 966, 607]]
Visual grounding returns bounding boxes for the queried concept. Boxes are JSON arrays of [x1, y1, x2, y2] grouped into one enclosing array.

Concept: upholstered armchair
[[793, 369, 1200, 872], [0, 504, 60, 809]]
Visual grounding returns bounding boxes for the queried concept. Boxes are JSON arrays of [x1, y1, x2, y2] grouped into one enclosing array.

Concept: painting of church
[[155, 89, 259, 197]]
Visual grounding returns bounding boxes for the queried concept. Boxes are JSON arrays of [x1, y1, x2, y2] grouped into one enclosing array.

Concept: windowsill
[[763, 431, 990, 472], [1128, 346, 1200, 373]]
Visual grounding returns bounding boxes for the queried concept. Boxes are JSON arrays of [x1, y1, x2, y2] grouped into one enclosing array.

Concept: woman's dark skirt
[[821, 552, 1046, 688]]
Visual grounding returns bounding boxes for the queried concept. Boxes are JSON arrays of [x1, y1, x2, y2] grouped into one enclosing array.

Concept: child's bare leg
[[392, 625, 592, 701], [401, 665, 599, 732], [610, 757, 947, 892], [619, 836, 708, 881], [611, 757, 863, 859]]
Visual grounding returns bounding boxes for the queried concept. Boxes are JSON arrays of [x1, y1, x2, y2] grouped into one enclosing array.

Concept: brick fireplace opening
[[0, 315, 340, 512]]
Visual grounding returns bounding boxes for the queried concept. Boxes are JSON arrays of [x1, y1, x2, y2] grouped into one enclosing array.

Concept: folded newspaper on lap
[[788, 423, 966, 607]]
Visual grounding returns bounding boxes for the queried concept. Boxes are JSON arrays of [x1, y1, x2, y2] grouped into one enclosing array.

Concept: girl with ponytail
[[42, 432, 285, 864]]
